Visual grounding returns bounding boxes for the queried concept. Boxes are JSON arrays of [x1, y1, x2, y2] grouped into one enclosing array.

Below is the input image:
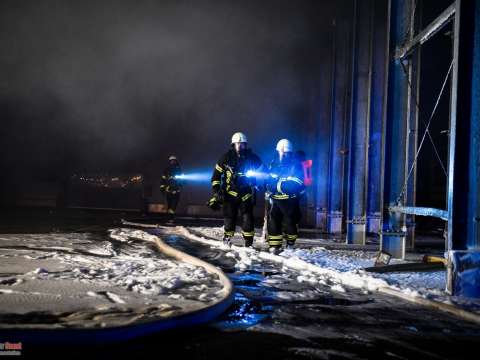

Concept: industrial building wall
[[305, 0, 389, 238]]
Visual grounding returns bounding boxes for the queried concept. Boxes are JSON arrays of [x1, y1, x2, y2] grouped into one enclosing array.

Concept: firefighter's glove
[[207, 193, 222, 211]]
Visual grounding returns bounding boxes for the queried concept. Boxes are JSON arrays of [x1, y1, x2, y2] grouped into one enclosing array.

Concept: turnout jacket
[[160, 164, 182, 194], [211, 149, 262, 200], [266, 156, 305, 200]]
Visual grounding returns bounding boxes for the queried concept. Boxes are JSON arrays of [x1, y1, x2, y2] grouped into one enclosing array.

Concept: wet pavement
[[151, 232, 480, 360]]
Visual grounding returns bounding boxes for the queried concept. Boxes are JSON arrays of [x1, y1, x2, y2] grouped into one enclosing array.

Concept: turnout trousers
[[267, 198, 301, 249], [223, 193, 255, 246], [166, 192, 180, 219]]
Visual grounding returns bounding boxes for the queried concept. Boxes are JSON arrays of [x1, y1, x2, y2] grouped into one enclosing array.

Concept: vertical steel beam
[[367, 0, 390, 235], [327, 14, 353, 234], [380, 0, 413, 258], [346, 0, 374, 245], [447, 0, 480, 297], [472, 2, 480, 252], [404, 4, 422, 249], [314, 22, 335, 231], [378, 0, 392, 250], [342, 5, 355, 237], [305, 81, 322, 227]]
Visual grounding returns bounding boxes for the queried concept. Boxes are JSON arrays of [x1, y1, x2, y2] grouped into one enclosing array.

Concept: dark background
[[0, 0, 335, 208], [0, 0, 451, 220]]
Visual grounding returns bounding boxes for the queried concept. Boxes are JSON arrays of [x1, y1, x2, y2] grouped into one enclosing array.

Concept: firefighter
[[266, 139, 305, 254], [160, 155, 182, 223], [208, 132, 262, 247]]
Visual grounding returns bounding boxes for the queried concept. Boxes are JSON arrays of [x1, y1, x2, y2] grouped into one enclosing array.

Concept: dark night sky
[[0, 0, 334, 199]]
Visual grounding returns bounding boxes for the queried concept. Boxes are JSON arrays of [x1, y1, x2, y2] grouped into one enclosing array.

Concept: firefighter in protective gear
[[160, 155, 182, 222], [209, 132, 262, 247], [266, 139, 305, 254]]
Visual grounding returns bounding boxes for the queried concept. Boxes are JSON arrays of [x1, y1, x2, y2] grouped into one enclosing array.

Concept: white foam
[[176, 226, 477, 309]]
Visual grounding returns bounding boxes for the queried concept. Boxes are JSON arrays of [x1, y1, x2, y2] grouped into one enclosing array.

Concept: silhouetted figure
[[160, 155, 182, 223]]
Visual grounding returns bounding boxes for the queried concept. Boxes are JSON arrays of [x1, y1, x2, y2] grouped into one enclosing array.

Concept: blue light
[[174, 171, 211, 182], [246, 170, 278, 179]]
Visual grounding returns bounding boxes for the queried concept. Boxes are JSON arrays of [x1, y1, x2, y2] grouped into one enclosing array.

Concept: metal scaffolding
[[311, 0, 480, 297]]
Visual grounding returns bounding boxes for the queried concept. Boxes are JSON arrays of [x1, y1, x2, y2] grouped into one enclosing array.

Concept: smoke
[[0, 0, 334, 188]]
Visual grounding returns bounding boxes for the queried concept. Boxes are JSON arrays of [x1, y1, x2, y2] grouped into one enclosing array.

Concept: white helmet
[[168, 155, 178, 161], [276, 139, 293, 153], [231, 132, 248, 144]]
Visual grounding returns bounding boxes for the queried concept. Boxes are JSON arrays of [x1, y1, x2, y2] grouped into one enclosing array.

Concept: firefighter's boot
[[268, 246, 282, 255], [223, 235, 232, 247], [244, 236, 254, 248]]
